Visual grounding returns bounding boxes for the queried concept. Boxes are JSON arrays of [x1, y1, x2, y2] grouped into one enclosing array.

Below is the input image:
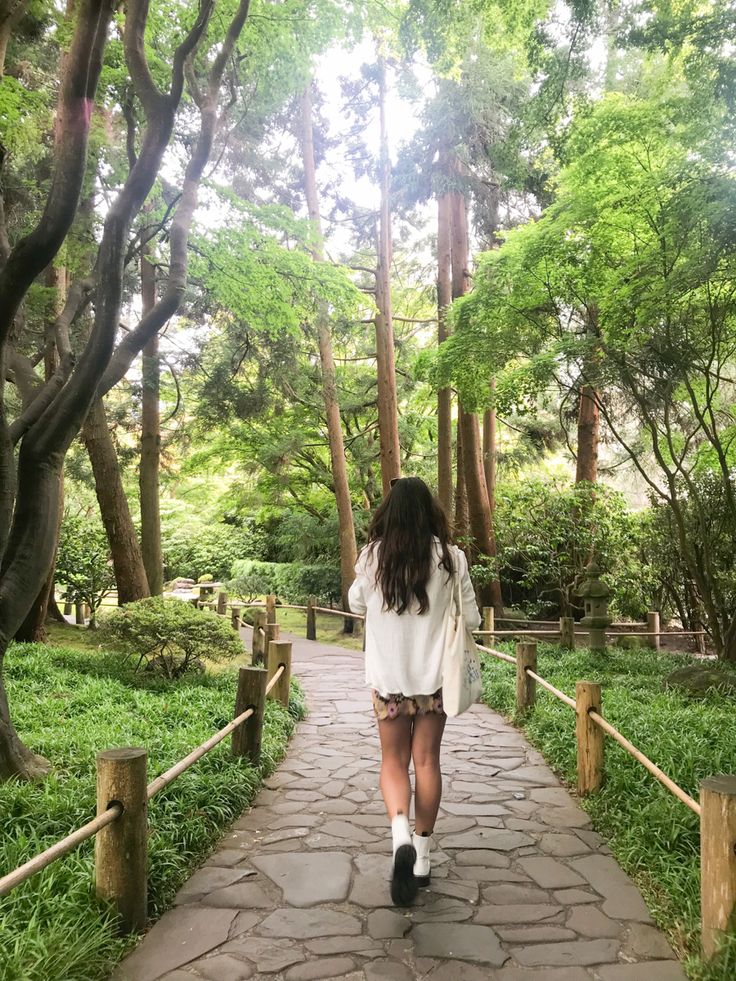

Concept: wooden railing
[[476, 639, 736, 959], [0, 642, 293, 935], [476, 608, 706, 652]]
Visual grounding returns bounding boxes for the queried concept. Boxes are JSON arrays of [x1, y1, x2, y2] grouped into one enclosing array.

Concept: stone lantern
[[579, 559, 611, 651]]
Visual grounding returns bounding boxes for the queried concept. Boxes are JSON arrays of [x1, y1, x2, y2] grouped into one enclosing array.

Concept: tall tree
[[450, 177, 503, 609], [436, 182, 454, 513], [139, 242, 163, 594], [374, 52, 401, 494], [299, 82, 358, 621], [0, 0, 251, 779], [82, 399, 150, 603]]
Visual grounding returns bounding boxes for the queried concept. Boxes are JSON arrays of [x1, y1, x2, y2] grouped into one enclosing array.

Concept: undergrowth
[[481, 643, 736, 981], [0, 641, 304, 981]]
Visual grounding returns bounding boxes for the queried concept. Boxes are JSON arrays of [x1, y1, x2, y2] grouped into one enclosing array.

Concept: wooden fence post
[[647, 611, 660, 650], [516, 642, 537, 713], [75, 601, 85, 625], [217, 591, 228, 615], [264, 620, 280, 656], [266, 593, 276, 625], [95, 748, 148, 935], [232, 666, 267, 765], [230, 605, 241, 631], [700, 775, 736, 959], [483, 606, 494, 634], [252, 609, 267, 663], [560, 617, 575, 650], [576, 682, 604, 795], [267, 640, 292, 707], [306, 596, 316, 641]]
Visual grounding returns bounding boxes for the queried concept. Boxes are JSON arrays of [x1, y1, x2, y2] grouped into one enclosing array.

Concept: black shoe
[[391, 842, 418, 906]]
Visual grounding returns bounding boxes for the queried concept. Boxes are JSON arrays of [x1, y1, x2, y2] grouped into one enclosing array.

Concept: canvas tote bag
[[441, 561, 483, 717]]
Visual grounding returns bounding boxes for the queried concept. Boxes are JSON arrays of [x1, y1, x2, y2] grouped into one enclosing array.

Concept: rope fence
[[474, 635, 734, 958], [0, 646, 292, 937]]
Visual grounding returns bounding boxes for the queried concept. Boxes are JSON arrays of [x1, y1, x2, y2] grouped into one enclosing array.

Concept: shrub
[[493, 479, 652, 619], [56, 512, 116, 626], [100, 598, 243, 678], [161, 519, 267, 582], [228, 560, 341, 605]]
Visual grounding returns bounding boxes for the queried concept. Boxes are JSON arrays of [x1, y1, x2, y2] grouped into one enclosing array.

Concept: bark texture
[[300, 84, 358, 622], [450, 180, 503, 609], [139, 248, 163, 594], [82, 400, 150, 604]]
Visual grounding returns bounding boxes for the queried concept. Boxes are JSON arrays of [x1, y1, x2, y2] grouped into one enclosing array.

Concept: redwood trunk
[[82, 400, 150, 604], [575, 386, 599, 484], [576, 308, 600, 484], [437, 189, 453, 514], [450, 182, 502, 609], [139, 248, 163, 594], [454, 420, 468, 541], [374, 55, 401, 495], [483, 395, 496, 516], [300, 84, 358, 624]]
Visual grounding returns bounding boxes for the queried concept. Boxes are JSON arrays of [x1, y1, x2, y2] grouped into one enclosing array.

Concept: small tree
[[56, 514, 116, 627], [101, 597, 243, 678]]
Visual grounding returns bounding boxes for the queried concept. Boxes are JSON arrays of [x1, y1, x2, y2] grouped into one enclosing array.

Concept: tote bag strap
[[449, 552, 463, 625]]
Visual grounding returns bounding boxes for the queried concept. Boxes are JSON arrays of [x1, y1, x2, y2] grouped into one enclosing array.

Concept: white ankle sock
[[413, 832, 431, 877], [391, 814, 412, 855]]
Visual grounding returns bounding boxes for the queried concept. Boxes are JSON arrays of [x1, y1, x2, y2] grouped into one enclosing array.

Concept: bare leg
[[411, 712, 446, 834], [377, 716, 413, 818]]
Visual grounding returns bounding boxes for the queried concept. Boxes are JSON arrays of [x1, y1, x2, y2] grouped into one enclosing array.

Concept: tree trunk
[[0, 660, 50, 779], [459, 406, 503, 609], [82, 399, 150, 604], [139, 247, 163, 594], [454, 419, 468, 541], [576, 308, 600, 484], [483, 387, 497, 516], [15, 263, 67, 642], [300, 83, 358, 625], [374, 55, 401, 495], [575, 386, 599, 483], [437, 189, 453, 514], [450, 179, 502, 609]]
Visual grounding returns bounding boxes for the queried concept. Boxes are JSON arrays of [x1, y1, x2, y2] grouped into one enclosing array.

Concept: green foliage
[[56, 514, 116, 625], [161, 517, 267, 582], [100, 598, 243, 678], [0, 639, 302, 981], [481, 643, 736, 979], [228, 559, 341, 606], [494, 479, 651, 618]]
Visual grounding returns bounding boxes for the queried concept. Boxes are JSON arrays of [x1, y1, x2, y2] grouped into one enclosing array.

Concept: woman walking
[[348, 477, 481, 905]]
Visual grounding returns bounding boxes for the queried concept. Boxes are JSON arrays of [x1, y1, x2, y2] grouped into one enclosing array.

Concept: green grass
[[481, 642, 736, 981], [0, 640, 304, 981], [268, 606, 364, 651]]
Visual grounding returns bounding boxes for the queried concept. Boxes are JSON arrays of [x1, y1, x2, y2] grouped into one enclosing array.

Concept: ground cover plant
[[480, 643, 736, 980], [0, 640, 304, 981]]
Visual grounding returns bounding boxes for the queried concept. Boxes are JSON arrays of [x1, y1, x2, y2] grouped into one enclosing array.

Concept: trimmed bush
[[100, 598, 243, 678]]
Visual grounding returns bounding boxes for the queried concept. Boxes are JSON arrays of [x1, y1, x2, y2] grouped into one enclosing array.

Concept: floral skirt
[[372, 688, 444, 720]]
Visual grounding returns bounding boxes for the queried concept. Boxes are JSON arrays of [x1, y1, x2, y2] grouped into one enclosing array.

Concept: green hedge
[[228, 559, 340, 605]]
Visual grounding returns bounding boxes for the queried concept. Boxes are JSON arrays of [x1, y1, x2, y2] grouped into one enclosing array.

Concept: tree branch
[[0, 0, 115, 346]]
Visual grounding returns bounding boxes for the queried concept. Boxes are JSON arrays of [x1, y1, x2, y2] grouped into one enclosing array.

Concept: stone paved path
[[115, 634, 687, 981]]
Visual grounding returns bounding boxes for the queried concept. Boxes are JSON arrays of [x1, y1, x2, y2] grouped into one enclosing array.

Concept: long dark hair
[[367, 477, 454, 614]]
